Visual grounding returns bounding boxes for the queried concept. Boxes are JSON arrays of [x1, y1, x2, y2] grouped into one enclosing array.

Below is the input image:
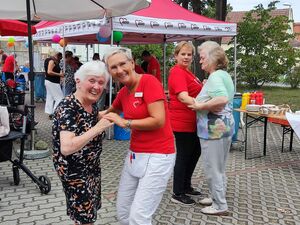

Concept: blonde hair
[[174, 41, 195, 56], [104, 47, 133, 64], [198, 41, 228, 70]]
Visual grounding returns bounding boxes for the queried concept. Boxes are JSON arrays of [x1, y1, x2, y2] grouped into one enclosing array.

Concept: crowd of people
[[39, 42, 234, 225]]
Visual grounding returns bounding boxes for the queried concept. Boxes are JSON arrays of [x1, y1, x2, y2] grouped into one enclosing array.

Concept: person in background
[[60, 51, 77, 96], [188, 41, 234, 216], [74, 56, 83, 69], [92, 53, 100, 61], [52, 61, 113, 225], [2, 54, 17, 81], [168, 41, 203, 205], [44, 51, 64, 119], [0, 50, 8, 82], [102, 47, 175, 225], [141, 60, 148, 73], [133, 56, 145, 74], [141, 50, 161, 83]]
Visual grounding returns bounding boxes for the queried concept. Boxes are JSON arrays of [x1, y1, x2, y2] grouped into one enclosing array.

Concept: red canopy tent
[[33, 0, 236, 44], [0, 20, 36, 36]]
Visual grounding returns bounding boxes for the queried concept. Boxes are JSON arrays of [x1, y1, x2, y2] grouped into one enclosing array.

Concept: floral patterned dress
[[52, 94, 103, 224]]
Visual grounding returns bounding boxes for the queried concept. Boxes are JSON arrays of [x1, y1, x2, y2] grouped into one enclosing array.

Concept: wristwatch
[[126, 119, 132, 129]]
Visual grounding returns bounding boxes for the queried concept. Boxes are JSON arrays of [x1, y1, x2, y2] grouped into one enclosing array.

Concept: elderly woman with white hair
[[188, 41, 234, 216], [52, 61, 114, 225], [102, 47, 175, 225]]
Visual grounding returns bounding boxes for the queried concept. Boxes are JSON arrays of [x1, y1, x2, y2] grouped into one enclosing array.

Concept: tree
[[284, 66, 300, 88], [227, 1, 299, 88], [174, 0, 230, 80]]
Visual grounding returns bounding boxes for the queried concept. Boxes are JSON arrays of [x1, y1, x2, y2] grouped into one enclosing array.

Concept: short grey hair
[[74, 61, 109, 84], [104, 47, 133, 64], [198, 41, 228, 70]]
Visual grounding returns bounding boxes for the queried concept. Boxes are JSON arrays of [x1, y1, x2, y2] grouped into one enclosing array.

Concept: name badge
[[135, 92, 143, 97]]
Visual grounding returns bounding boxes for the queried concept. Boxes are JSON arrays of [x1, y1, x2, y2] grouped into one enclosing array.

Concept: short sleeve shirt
[[112, 75, 175, 154], [52, 95, 103, 180], [147, 56, 161, 82], [168, 65, 202, 132], [2, 55, 15, 73], [195, 70, 235, 140]]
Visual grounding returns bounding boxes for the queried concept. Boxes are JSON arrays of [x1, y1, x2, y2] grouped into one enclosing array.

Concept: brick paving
[[0, 102, 300, 225]]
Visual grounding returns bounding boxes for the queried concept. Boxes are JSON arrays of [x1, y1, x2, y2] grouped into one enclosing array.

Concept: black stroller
[[0, 80, 51, 196]]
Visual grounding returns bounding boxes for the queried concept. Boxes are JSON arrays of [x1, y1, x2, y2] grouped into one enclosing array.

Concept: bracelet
[[126, 119, 132, 129]]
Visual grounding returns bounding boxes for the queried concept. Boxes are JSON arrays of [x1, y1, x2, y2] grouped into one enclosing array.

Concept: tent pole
[[108, 17, 114, 140], [62, 25, 66, 96], [234, 35, 237, 92], [26, 0, 36, 151], [163, 35, 167, 90]]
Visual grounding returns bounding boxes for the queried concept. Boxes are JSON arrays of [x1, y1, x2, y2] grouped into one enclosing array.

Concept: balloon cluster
[[7, 37, 15, 48], [96, 24, 124, 44], [52, 34, 68, 47]]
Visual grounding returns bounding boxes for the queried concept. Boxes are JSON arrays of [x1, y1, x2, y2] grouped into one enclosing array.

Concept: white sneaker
[[201, 206, 229, 216], [198, 197, 213, 206]]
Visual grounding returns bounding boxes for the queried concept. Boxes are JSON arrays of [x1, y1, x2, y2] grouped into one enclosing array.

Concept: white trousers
[[44, 80, 63, 115], [117, 150, 175, 225], [200, 136, 232, 211]]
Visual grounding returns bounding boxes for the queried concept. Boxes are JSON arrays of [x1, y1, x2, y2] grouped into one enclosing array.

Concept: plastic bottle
[[256, 92, 263, 105], [241, 92, 249, 109], [250, 92, 256, 104]]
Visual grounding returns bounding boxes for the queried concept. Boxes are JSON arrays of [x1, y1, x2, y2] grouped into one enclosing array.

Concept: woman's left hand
[[103, 113, 126, 128], [188, 98, 204, 111]]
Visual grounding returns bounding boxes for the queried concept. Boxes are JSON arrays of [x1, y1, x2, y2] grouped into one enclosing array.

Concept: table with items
[[235, 108, 294, 159]]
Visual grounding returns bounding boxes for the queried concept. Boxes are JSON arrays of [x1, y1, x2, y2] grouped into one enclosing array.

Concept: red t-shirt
[[147, 56, 161, 82], [135, 64, 145, 74], [2, 55, 15, 73], [168, 65, 202, 132], [112, 74, 175, 154]]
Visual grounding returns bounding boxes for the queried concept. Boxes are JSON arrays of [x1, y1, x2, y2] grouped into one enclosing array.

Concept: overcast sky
[[227, 0, 300, 22]]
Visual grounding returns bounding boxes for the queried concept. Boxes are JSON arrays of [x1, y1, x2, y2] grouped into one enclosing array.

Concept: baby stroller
[[0, 80, 51, 195]]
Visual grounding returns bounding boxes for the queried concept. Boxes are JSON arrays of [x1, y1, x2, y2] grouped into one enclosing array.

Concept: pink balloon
[[99, 25, 111, 38], [52, 34, 61, 43]]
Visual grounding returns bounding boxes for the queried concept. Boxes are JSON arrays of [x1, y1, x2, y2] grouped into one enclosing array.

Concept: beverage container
[[250, 92, 256, 104], [241, 92, 249, 109], [256, 92, 263, 105]]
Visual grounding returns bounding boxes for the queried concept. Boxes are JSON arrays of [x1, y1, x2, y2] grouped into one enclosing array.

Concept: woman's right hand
[[95, 118, 114, 132]]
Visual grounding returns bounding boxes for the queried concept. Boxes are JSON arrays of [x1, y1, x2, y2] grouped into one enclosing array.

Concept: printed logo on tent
[[119, 18, 129, 26], [178, 23, 186, 29], [191, 24, 199, 30], [202, 25, 211, 31], [150, 21, 159, 28], [135, 20, 145, 27], [164, 22, 173, 29]]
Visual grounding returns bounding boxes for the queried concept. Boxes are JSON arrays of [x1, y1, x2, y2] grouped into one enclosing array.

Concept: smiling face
[[76, 75, 106, 104], [175, 46, 193, 69], [106, 52, 135, 86]]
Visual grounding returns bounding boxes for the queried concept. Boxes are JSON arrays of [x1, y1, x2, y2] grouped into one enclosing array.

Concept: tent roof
[[33, 0, 237, 44], [0, 20, 37, 36], [0, 0, 151, 20]]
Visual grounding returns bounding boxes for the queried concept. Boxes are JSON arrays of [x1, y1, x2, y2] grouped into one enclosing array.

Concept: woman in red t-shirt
[[168, 41, 203, 205], [102, 47, 175, 225]]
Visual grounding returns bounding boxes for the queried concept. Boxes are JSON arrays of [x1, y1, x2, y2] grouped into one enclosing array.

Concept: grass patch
[[237, 86, 300, 111]]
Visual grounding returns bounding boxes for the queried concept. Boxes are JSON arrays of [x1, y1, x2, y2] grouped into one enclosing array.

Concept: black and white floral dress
[[52, 94, 103, 224]]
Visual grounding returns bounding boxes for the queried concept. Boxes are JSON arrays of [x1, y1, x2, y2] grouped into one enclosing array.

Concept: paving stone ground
[[1, 102, 300, 225]]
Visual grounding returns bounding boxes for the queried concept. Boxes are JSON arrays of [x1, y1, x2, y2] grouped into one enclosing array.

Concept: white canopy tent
[[0, 0, 151, 149]]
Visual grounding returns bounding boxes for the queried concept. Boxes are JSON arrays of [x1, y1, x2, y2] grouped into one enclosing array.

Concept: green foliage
[[284, 66, 300, 88], [227, 1, 299, 88]]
